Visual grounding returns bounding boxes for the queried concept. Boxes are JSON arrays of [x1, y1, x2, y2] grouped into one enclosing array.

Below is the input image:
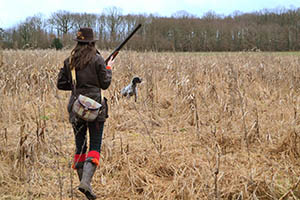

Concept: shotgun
[[105, 23, 142, 64]]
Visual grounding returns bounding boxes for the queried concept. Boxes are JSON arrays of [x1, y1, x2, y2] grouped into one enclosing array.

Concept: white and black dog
[[121, 76, 142, 102]]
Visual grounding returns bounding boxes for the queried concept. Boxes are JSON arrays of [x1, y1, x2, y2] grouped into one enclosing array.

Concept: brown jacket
[[57, 53, 112, 122]]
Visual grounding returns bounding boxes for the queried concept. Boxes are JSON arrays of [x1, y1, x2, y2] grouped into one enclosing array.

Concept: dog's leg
[[134, 87, 138, 102]]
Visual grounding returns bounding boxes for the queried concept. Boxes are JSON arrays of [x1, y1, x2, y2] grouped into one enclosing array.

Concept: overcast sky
[[1, 0, 300, 28]]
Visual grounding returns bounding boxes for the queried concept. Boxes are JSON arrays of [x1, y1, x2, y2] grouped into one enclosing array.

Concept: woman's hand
[[107, 56, 115, 67]]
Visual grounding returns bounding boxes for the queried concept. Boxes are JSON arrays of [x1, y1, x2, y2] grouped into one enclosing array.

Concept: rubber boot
[[77, 168, 83, 181], [73, 162, 84, 181], [78, 161, 97, 200]]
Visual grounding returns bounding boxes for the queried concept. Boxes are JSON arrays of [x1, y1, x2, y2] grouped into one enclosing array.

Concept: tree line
[[1, 6, 300, 51]]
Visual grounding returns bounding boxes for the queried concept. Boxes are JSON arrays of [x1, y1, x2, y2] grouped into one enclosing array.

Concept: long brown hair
[[70, 42, 97, 70]]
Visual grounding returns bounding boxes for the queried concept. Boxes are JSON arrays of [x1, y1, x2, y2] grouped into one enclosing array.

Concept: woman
[[57, 27, 114, 200]]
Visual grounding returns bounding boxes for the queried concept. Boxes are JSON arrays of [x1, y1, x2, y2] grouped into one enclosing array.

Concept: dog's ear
[[132, 77, 142, 84]]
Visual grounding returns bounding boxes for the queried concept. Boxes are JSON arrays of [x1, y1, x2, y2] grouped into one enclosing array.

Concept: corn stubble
[[0, 50, 299, 200]]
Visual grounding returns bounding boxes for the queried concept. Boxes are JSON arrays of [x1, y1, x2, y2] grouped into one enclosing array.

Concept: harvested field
[[0, 50, 299, 200]]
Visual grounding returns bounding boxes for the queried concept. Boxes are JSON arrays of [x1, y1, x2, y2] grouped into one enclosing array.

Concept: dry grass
[[0, 50, 299, 200]]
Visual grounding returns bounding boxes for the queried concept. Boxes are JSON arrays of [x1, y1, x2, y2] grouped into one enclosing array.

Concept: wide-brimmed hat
[[73, 27, 98, 43]]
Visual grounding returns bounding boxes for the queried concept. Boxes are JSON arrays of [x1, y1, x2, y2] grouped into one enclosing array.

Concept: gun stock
[[105, 23, 142, 64]]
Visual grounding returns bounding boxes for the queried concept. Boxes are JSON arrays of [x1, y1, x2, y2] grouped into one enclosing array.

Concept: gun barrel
[[105, 24, 142, 64]]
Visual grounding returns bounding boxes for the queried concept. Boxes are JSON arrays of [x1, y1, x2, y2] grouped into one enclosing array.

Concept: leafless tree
[[48, 10, 75, 36], [102, 7, 123, 44], [72, 13, 98, 31], [2, 7, 300, 51]]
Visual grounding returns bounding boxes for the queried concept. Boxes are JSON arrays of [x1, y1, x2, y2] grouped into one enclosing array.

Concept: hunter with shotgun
[[56, 24, 142, 199]]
